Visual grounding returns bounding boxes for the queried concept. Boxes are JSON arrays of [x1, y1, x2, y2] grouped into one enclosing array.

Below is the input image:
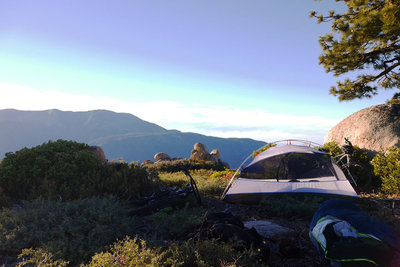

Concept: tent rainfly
[[221, 140, 358, 204]]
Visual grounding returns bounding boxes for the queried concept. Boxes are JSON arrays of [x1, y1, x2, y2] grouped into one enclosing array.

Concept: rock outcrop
[[154, 152, 171, 162], [194, 143, 209, 159], [89, 146, 107, 163], [324, 104, 400, 152]]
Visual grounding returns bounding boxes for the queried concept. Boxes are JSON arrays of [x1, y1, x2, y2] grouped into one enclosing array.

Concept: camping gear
[[130, 169, 201, 215], [309, 199, 400, 266], [198, 211, 270, 263], [221, 140, 358, 204]]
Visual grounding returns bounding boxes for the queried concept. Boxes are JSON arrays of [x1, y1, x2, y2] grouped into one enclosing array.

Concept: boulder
[[210, 149, 220, 159], [190, 149, 202, 160], [194, 143, 209, 159], [244, 220, 295, 239], [324, 104, 400, 153], [209, 154, 219, 163], [154, 152, 171, 162], [88, 146, 107, 163]]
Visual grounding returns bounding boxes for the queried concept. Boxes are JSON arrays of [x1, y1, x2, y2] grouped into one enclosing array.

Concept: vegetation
[[371, 146, 400, 195], [260, 195, 326, 219], [159, 169, 229, 197], [0, 140, 159, 207], [311, 0, 400, 101], [0, 197, 136, 265], [0, 139, 399, 266], [144, 158, 225, 173], [317, 141, 375, 188]]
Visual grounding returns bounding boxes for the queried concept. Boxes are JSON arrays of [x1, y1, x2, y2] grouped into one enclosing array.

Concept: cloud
[[1, 82, 338, 143]]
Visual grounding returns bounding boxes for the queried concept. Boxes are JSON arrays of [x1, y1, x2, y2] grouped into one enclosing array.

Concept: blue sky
[[0, 0, 394, 144]]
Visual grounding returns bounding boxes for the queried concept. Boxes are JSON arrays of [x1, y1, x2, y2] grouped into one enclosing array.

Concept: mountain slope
[[0, 109, 266, 167]]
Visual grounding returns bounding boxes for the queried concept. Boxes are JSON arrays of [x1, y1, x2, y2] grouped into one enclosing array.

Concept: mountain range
[[0, 109, 266, 167]]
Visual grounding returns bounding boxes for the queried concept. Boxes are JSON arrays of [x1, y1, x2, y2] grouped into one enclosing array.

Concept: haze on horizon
[[0, 0, 393, 144]]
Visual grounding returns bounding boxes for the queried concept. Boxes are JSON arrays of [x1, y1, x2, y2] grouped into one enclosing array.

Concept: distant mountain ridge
[[0, 109, 266, 167]]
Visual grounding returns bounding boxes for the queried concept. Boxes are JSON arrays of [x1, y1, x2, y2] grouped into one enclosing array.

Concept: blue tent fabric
[[310, 199, 400, 266]]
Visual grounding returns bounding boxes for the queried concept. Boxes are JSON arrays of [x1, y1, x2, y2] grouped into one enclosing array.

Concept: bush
[[17, 248, 69, 267], [86, 236, 170, 267], [371, 146, 400, 195], [144, 159, 224, 173], [260, 195, 326, 219], [319, 141, 375, 188], [158, 170, 228, 197], [0, 197, 137, 265], [85, 236, 262, 267], [148, 206, 206, 240], [0, 140, 159, 206]]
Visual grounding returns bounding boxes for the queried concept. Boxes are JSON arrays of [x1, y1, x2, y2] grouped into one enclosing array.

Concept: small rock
[[244, 220, 295, 239]]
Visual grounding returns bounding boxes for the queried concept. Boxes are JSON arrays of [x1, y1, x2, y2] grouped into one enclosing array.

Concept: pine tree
[[311, 0, 400, 101]]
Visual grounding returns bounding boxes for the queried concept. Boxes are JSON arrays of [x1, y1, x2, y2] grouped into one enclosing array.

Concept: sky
[[0, 0, 394, 144]]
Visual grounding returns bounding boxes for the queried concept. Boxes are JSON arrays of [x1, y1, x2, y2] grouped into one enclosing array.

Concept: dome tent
[[221, 140, 357, 204]]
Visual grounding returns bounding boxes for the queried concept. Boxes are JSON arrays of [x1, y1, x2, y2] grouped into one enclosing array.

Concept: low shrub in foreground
[[371, 146, 400, 195], [148, 206, 206, 239], [0, 197, 136, 265], [85, 236, 262, 267], [0, 140, 159, 206]]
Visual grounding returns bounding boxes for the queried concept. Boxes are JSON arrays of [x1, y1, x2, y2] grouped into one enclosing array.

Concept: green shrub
[[85, 236, 262, 267], [0, 140, 159, 206], [371, 146, 400, 195], [86, 236, 170, 267], [161, 238, 263, 267], [148, 206, 206, 240], [17, 248, 69, 267], [260, 195, 326, 219], [144, 159, 224, 173], [159, 170, 228, 197], [0, 197, 137, 265], [319, 141, 375, 188]]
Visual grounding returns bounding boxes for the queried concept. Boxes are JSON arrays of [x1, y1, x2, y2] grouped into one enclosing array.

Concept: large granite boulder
[[154, 152, 171, 162], [324, 104, 400, 152], [194, 143, 209, 158]]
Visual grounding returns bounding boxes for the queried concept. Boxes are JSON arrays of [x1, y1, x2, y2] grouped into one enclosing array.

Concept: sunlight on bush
[[371, 146, 400, 195], [144, 159, 224, 173], [159, 169, 228, 197], [17, 248, 69, 267], [86, 236, 169, 267], [85, 236, 262, 267]]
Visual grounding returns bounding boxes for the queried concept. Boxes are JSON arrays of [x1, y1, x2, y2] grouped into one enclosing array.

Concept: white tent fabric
[[248, 144, 325, 164], [223, 143, 358, 203]]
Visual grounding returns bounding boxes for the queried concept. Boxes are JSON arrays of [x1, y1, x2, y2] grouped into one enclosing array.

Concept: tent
[[221, 140, 358, 204]]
